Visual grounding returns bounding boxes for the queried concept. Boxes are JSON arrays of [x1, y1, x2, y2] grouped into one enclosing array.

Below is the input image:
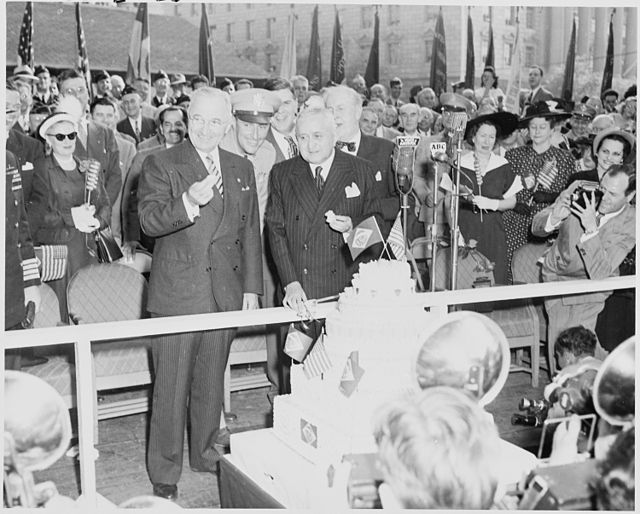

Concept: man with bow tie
[[138, 87, 262, 500]]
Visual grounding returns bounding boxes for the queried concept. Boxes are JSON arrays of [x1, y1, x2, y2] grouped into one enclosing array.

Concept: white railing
[[3, 275, 635, 507]]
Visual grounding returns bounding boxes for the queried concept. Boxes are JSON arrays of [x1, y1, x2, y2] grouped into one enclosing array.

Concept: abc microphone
[[393, 136, 420, 195]]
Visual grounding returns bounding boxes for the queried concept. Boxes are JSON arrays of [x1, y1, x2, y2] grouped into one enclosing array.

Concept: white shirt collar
[[460, 151, 509, 175], [128, 114, 142, 126], [599, 204, 627, 226], [308, 149, 336, 180]]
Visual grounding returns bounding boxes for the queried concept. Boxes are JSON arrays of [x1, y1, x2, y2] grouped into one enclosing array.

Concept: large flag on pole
[[330, 8, 345, 84], [75, 3, 91, 102], [306, 5, 322, 91], [199, 3, 215, 84], [429, 8, 447, 97], [17, 2, 34, 68], [280, 8, 297, 79], [126, 3, 150, 85], [600, 10, 615, 97], [504, 8, 522, 114], [561, 14, 577, 102], [364, 7, 380, 87], [464, 8, 475, 88]]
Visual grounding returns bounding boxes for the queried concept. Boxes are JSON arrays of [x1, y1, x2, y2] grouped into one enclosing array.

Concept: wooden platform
[[32, 365, 550, 509]]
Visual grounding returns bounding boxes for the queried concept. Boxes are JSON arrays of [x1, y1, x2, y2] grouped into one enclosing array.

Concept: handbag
[[94, 226, 123, 263]]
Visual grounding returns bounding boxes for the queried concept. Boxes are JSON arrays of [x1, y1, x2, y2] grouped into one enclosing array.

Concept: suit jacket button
[[331, 244, 337, 249], [233, 265, 239, 271], [295, 215, 300, 221], [303, 244, 308, 250], [235, 239, 240, 245], [205, 266, 211, 272], [303, 268, 308, 275], [331, 269, 336, 274]]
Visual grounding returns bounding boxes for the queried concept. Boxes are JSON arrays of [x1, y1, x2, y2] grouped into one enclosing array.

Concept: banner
[[429, 9, 447, 97], [561, 16, 577, 102], [126, 2, 150, 85], [364, 7, 380, 87], [330, 8, 345, 85], [17, 2, 34, 68], [75, 3, 91, 101], [199, 3, 215, 84], [280, 9, 297, 79], [465, 10, 475, 89], [600, 11, 615, 97], [306, 5, 322, 91], [503, 8, 522, 114]]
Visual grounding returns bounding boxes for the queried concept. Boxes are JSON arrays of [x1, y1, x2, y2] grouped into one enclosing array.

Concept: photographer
[[531, 164, 636, 360]]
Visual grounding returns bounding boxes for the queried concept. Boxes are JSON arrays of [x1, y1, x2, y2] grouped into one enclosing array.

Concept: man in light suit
[[138, 88, 262, 500], [520, 65, 554, 115], [266, 108, 382, 313], [531, 164, 636, 362]]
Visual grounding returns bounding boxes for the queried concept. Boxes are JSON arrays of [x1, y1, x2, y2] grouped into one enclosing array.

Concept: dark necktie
[[315, 166, 324, 198], [337, 141, 356, 152]]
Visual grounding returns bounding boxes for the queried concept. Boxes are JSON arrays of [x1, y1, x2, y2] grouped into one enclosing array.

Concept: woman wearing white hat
[[27, 112, 110, 319]]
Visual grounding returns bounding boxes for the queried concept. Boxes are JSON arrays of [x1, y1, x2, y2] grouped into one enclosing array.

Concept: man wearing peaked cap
[[152, 70, 173, 108], [564, 103, 596, 158], [170, 73, 187, 99], [32, 65, 57, 106], [117, 85, 157, 144]]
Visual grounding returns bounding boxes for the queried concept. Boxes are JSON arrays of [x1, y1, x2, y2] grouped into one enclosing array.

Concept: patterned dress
[[502, 144, 575, 281], [457, 152, 519, 285]]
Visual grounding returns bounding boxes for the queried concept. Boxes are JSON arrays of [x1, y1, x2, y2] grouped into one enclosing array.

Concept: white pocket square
[[22, 161, 34, 171], [375, 170, 382, 181], [345, 182, 361, 198]]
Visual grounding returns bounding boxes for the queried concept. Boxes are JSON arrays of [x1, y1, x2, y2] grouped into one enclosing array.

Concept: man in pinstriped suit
[[266, 108, 382, 315], [138, 88, 262, 500]]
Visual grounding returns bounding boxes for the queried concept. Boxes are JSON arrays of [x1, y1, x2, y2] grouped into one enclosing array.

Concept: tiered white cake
[[272, 260, 434, 467]]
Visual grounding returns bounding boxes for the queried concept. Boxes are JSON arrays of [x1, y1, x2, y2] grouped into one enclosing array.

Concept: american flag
[[127, 3, 150, 85], [17, 2, 34, 68], [387, 211, 407, 262], [303, 334, 332, 379], [75, 3, 92, 101]]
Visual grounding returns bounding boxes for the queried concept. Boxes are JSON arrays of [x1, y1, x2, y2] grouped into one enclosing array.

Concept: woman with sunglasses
[[27, 112, 110, 319]]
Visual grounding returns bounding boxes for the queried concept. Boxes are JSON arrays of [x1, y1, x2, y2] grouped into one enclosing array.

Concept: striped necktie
[[286, 136, 298, 158], [206, 154, 224, 197], [315, 166, 324, 198]]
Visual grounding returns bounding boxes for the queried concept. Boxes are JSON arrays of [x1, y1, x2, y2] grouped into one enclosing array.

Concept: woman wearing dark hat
[[502, 100, 575, 281], [442, 111, 520, 284], [27, 112, 111, 319]]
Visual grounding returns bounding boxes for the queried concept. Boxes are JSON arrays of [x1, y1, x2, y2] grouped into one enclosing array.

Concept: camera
[[511, 397, 550, 427], [571, 186, 603, 210]]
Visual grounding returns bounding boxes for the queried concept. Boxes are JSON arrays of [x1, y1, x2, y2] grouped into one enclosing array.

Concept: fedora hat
[[519, 100, 571, 127], [465, 111, 520, 140]]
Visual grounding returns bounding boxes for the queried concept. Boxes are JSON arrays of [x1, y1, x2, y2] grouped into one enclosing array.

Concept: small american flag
[[303, 334, 332, 379], [17, 2, 34, 68], [387, 211, 407, 261], [75, 3, 92, 101]]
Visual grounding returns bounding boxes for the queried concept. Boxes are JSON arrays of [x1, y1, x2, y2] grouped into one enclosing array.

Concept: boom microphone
[[393, 136, 420, 195]]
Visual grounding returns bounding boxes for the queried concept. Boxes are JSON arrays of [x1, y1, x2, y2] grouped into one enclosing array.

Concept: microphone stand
[[429, 162, 440, 292], [449, 130, 465, 291]]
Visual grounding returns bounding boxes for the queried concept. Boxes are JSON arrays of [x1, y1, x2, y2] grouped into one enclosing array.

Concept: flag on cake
[[386, 212, 407, 262], [339, 351, 365, 397], [303, 333, 332, 379], [345, 216, 383, 260]]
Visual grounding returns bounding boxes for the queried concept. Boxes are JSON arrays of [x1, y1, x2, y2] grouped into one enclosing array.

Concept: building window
[[208, 4, 214, 14], [247, 3, 252, 9], [504, 43, 513, 66], [360, 6, 373, 29], [506, 7, 517, 25], [388, 5, 400, 25], [226, 23, 233, 43], [265, 52, 273, 72], [227, 4, 232, 12], [266, 17, 276, 39], [190, 3, 197, 16], [525, 45, 535, 66], [388, 42, 399, 65], [525, 7, 535, 29], [425, 38, 433, 64], [246, 20, 254, 41]]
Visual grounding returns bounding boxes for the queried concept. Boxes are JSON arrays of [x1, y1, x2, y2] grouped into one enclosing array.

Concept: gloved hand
[[473, 195, 500, 211], [71, 204, 100, 233], [513, 202, 531, 216], [533, 190, 559, 204]]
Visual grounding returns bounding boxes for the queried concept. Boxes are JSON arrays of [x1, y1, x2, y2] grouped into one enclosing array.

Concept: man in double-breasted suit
[[138, 88, 262, 500], [266, 108, 382, 312], [531, 164, 636, 362]]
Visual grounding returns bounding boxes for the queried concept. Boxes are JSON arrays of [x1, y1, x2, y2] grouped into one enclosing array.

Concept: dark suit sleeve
[[122, 151, 146, 243], [102, 128, 123, 207], [353, 160, 384, 229], [138, 153, 195, 238], [265, 163, 298, 288], [239, 159, 264, 296]]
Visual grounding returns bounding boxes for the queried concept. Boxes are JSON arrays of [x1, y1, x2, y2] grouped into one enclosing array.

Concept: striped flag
[[17, 2, 34, 68], [364, 7, 380, 87], [387, 211, 407, 261], [280, 8, 297, 79], [306, 5, 322, 91], [600, 10, 615, 97], [429, 8, 447, 97], [126, 3, 150, 85], [303, 334, 332, 379], [75, 3, 91, 102], [329, 8, 345, 85], [199, 3, 215, 84]]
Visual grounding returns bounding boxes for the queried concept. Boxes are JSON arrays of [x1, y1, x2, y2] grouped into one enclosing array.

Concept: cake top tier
[[349, 260, 415, 299]]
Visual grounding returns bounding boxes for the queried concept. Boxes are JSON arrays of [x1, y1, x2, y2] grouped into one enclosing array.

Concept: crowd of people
[[4, 60, 636, 505]]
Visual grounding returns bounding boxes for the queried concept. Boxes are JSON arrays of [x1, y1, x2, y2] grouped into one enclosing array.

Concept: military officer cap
[[230, 88, 281, 124], [92, 70, 110, 83], [440, 92, 475, 115]]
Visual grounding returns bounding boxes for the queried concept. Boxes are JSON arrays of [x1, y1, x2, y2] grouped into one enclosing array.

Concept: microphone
[[442, 109, 469, 135], [432, 152, 452, 164], [80, 159, 101, 204], [393, 136, 420, 195]]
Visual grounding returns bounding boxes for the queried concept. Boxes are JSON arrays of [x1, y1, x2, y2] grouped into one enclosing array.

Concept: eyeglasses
[[189, 115, 224, 130], [63, 86, 87, 97], [48, 132, 77, 141]]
